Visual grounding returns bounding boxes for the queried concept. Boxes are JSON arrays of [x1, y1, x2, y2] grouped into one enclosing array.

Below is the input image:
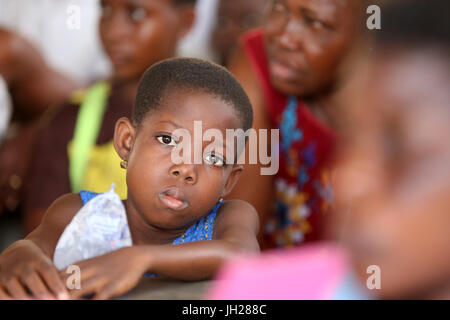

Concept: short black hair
[[132, 58, 253, 132], [375, 0, 450, 48]]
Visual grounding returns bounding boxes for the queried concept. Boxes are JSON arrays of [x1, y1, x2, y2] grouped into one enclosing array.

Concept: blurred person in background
[[0, 0, 111, 250], [22, 0, 196, 235], [0, 0, 111, 85], [208, 0, 450, 299], [211, 0, 268, 66], [0, 74, 12, 251], [0, 29, 76, 251], [178, 0, 219, 60], [0, 75, 11, 143], [0, 0, 224, 76], [0, 0, 217, 248], [227, 0, 365, 249], [330, 0, 450, 300]]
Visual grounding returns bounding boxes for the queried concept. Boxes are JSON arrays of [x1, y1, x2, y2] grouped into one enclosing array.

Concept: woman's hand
[[0, 240, 70, 300], [60, 246, 150, 300]]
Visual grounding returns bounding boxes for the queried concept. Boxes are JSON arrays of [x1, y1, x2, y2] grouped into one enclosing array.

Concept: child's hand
[[60, 246, 149, 300], [0, 240, 70, 300]]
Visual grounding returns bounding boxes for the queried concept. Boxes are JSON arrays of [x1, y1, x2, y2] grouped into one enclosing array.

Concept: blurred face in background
[[263, 0, 362, 96], [333, 47, 450, 299], [212, 0, 268, 65], [99, 0, 194, 81]]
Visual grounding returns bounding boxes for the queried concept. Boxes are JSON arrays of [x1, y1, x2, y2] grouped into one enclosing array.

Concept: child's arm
[[0, 193, 82, 300], [143, 199, 260, 278], [61, 200, 259, 300]]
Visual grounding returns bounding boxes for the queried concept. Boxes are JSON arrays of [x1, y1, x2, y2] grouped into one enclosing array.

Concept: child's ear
[[113, 117, 136, 162], [221, 165, 244, 198], [175, 5, 196, 40]]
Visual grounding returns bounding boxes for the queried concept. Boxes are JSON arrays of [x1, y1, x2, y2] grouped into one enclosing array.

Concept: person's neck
[[123, 197, 189, 246], [302, 87, 341, 130], [110, 77, 140, 105]]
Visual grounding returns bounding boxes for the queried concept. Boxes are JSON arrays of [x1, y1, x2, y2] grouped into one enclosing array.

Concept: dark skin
[[100, 0, 195, 85], [0, 28, 77, 214], [331, 48, 450, 299], [226, 0, 363, 246], [264, 0, 362, 97], [25, 0, 195, 232], [0, 90, 260, 300], [212, 0, 268, 66]]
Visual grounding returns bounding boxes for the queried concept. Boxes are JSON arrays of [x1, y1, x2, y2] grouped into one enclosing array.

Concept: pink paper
[[208, 242, 349, 300]]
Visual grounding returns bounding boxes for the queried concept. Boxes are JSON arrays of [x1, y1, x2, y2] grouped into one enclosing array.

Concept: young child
[[0, 58, 260, 300], [227, 0, 364, 248], [209, 0, 450, 300], [23, 0, 196, 235]]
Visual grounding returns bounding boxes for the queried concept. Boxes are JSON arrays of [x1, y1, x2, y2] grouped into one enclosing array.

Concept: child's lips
[[158, 187, 189, 211]]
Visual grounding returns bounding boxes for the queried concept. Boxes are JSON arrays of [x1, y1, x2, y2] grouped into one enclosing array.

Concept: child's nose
[[170, 164, 197, 184]]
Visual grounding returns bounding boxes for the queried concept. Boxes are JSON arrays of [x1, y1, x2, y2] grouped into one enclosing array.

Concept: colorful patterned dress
[[242, 29, 337, 248]]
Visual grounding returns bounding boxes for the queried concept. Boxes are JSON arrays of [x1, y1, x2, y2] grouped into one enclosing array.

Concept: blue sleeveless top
[[80, 190, 223, 243], [80, 190, 224, 276]]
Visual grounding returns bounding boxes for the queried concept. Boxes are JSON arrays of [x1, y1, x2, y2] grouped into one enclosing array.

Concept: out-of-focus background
[[0, 0, 269, 251], [1, 0, 449, 301], [0, 0, 223, 250]]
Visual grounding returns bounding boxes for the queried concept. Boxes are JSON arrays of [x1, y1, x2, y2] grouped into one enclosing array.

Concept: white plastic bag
[[53, 184, 132, 270]]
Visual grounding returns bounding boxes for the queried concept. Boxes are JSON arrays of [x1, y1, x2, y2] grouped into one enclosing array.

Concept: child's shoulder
[[218, 199, 258, 215], [26, 193, 83, 256], [213, 200, 259, 236], [45, 193, 84, 221]]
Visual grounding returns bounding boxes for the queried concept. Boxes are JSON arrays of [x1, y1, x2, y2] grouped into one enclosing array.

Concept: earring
[[219, 197, 224, 203], [120, 161, 128, 169]]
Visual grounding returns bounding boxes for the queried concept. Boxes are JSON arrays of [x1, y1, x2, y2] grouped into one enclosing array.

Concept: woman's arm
[[0, 28, 77, 216], [0, 28, 77, 118]]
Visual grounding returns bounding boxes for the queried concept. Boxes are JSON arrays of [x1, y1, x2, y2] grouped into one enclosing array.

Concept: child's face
[[115, 90, 244, 230], [99, 0, 193, 81], [333, 48, 450, 299], [263, 0, 361, 96]]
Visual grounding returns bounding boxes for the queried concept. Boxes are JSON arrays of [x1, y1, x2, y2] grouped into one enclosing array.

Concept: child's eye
[[156, 135, 177, 147], [204, 153, 226, 167]]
